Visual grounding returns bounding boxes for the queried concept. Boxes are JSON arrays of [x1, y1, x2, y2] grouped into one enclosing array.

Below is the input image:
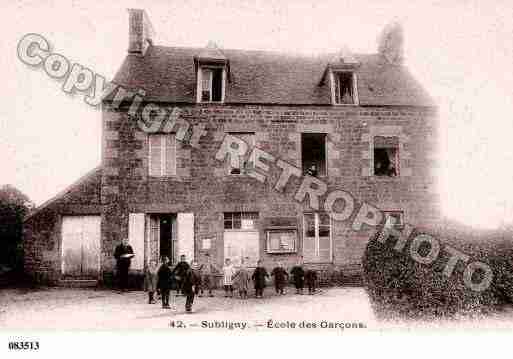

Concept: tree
[[0, 185, 34, 271], [378, 22, 404, 66]]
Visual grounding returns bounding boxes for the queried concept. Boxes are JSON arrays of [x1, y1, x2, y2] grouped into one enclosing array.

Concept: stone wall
[[101, 103, 440, 273]]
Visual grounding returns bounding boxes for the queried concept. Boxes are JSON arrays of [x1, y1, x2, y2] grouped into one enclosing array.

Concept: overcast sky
[[2, 0, 513, 228]]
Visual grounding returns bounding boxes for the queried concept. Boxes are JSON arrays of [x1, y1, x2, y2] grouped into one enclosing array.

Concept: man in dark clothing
[[113, 238, 134, 291], [157, 256, 172, 308], [271, 262, 289, 295], [172, 254, 190, 296], [172, 255, 198, 312], [305, 269, 318, 295], [180, 265, 199, 313], [252, 260, 269, 298], [290, 257, 305, 294]]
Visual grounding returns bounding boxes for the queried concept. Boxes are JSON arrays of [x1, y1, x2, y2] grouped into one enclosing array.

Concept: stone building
[[23, 9, 439, 286]]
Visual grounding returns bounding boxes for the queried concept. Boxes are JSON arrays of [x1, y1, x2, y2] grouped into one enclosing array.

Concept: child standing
[[157, 256, 172, 308], [222, 258, 236, 298], [191, 261, 203, 296], [271, 261, 289, 295], [290, 257, 305, 294], [200, 254, 218, 297], [144, 259, 158, 304], [181, 265, 198, 313], [233, 258, 250, 299], [252, 260, 269, 298], [305, 268, 318, 295]]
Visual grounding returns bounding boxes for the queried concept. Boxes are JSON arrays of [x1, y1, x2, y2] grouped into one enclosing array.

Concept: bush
[[363, 222, 513, 321]]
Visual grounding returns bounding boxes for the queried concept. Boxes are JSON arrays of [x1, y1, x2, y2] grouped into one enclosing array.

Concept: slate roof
[[111, 45, 435, 107]]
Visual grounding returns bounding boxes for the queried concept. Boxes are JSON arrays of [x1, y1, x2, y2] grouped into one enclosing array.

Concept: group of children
[[144, 254, 318, 313]]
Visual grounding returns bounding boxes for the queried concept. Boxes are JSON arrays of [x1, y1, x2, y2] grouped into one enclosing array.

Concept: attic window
[[199, 67, 224, 103], [333, 72, 357, 105]]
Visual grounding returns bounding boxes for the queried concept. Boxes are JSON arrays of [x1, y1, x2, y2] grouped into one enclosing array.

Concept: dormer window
[[332, 71, 358, 105], [320, 47, 360, 106], [200, 67, 224, 102], [334, 72, 356, 105], [195, 41, 229, 104]]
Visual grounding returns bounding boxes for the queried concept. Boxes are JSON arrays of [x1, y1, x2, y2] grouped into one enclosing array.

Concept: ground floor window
[[224, 212, 258, 230], [303, 212, 332, 263], [224, 212, 259, 267], [383, 210, 404, 228]]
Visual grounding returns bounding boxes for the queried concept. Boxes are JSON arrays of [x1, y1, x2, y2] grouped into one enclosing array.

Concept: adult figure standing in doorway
[[113, 237, 134, 291]]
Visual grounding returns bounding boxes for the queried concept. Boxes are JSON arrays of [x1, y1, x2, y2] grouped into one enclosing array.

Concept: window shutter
[[177, 213, 195, 262], [128, 213, 145, 270], [149, 134, 162, 176], [165, 134, 176, 176]]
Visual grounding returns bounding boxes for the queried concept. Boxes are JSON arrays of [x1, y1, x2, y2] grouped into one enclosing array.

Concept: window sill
[[197, 101, 225, 104], [369, 175, 401, 180], [266, 250, 297, 254], [223, 228, 258, 232], [147, 175, 189, 181], [303, 174, 328, 179], [332, 103, 359, 106]]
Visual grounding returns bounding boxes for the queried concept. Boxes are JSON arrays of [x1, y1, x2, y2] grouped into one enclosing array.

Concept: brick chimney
[[128, 9, 155, 55]]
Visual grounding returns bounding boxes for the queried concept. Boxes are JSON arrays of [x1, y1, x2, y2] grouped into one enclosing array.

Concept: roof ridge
[[151, 44, 379, 59]]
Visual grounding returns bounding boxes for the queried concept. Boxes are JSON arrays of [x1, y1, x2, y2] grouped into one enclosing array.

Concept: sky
[[2, 0, 513, 228]]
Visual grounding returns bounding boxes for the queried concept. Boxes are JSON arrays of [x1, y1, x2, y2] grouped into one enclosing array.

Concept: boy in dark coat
[[180, 265, 199, 313], [271, 261, 289, 295], [191, 261, 203, 296], [252, 260, 269, 298], [157, 256, 172, 308], [305, 268, 318, 295], [172, 255, 198, 313], [173, 254, 190, 296], [290, 257, 305, 294]]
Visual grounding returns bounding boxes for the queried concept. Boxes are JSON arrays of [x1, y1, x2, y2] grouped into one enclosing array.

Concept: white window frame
[[302, 212, 332, 262], [148, 133, 176, 177], [330, 70, 359, 106], [197, 65, 226, 103]]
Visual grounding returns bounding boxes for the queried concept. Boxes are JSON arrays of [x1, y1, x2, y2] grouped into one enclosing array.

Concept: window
[[266, 228, 297, 253], [303, 212, 332, 262], [301, 133, 327, 177], [334, 72, 356, 105], [224, 212, 258, 230], [200, 67, 224, 102], [228, 132, 255, 175], [148, 134, 176, 177], [383, 211, 404, 228], [373, 136, 399, 177]]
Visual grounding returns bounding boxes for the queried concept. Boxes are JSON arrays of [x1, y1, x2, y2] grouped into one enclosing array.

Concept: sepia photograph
[[1, 0, 513, 356]]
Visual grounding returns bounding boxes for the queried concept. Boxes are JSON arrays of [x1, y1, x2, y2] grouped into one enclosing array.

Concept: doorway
[[148, 214, 176, 265], [61, 215, 101, 279]]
